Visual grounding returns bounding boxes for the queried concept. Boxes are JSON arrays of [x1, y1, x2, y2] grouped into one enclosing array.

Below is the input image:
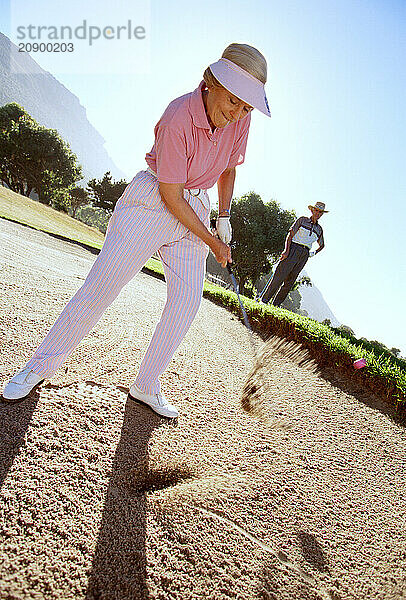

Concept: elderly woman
[[3, 43, 271, 417]]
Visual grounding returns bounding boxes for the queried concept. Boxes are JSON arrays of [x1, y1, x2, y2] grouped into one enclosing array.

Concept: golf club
[[211, 221, 318, 422], [226, 262, 258, 356], [224, 261, 318, 421]]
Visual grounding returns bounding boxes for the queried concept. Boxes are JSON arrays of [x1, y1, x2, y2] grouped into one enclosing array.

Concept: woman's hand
[[210, 236, 232, 268], [159, 182, 216, 248], [158, 182, 232, 267], [216, 216, 232, 243]]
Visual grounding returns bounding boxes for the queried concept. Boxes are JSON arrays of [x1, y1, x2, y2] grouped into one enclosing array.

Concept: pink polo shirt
[[145, 80, 251, 190]]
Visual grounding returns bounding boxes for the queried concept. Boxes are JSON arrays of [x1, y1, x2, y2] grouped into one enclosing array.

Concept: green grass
[[0, 185, 164, 274], [0, 185, 105, 249], [1, 184, 405, 407], [200, 284, 406, 406], [145, 255, 406, 408], [117, 251, 406, 407]]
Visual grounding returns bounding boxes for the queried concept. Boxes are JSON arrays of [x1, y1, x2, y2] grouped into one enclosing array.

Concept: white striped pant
[[24, 169, 210, 395]]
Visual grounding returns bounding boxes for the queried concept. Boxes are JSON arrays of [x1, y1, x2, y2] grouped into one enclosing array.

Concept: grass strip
[[141, 254, 405, 407], [200, 282, 406, 408], [0, 185, 105, 249]]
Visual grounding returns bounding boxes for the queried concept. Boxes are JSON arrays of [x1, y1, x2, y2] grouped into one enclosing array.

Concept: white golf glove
[[216, 216, 232, 244]]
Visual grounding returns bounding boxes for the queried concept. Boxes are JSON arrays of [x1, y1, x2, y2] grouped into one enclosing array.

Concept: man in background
[[260, 202, 327, 306]]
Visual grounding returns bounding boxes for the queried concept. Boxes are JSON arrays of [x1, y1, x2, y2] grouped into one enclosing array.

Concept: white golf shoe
[[128, 384, 179, 418], [2, 367, 47, 401]]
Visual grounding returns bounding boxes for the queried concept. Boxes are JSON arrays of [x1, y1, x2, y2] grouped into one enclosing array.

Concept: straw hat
[[308, 202, 329, 213]]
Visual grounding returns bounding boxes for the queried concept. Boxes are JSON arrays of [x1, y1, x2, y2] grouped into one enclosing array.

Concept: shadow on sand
[[0, 391, 40, 488], [85, 397, 169, 600]]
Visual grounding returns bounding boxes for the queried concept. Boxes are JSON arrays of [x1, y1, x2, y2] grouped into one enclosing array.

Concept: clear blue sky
[[1, 0, 405, 354]]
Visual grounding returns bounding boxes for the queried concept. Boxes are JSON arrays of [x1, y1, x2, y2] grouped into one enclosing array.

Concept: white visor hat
[[208, 57, 271, 118]]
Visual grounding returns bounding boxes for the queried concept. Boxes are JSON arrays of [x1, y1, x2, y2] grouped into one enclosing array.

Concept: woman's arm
[[158, 181, 232, 267], [217, 167, 236, 215]]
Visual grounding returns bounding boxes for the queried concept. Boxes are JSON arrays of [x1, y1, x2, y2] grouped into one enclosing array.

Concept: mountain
[[298, 271, 340, 326], [0, 32, 126, 185]]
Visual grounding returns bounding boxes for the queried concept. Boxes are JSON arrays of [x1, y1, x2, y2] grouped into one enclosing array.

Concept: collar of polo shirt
[[189, 81, 215, 130]]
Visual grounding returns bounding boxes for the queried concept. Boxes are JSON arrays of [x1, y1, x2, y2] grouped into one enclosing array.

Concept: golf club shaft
[[210, 225, 258, 352], [226, 263, 258, 355]]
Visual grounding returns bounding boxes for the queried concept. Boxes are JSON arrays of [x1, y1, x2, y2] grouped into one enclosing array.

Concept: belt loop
[[146, 166, 158, 178]]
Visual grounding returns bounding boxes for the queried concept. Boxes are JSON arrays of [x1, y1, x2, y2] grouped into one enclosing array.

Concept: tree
[[229, 191, 296, 294], [389, 348, 401, 358], [281, 288, 306, 314], [87, 172, 128, 214], [76, 204, 111, 233], [337, 324, 356, 336], [281, 275, 311, 314], [0, 103, 82, 204], [69, 186, 90, 218], [369, 340, 388, 351], [297, 275, 312, 288]]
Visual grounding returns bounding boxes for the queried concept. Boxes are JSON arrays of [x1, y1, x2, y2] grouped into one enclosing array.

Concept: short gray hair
[[203, 43, 268, 89]]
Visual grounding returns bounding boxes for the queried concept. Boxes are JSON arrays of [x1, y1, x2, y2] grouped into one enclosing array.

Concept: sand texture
[[1, 218, 405, 600]]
